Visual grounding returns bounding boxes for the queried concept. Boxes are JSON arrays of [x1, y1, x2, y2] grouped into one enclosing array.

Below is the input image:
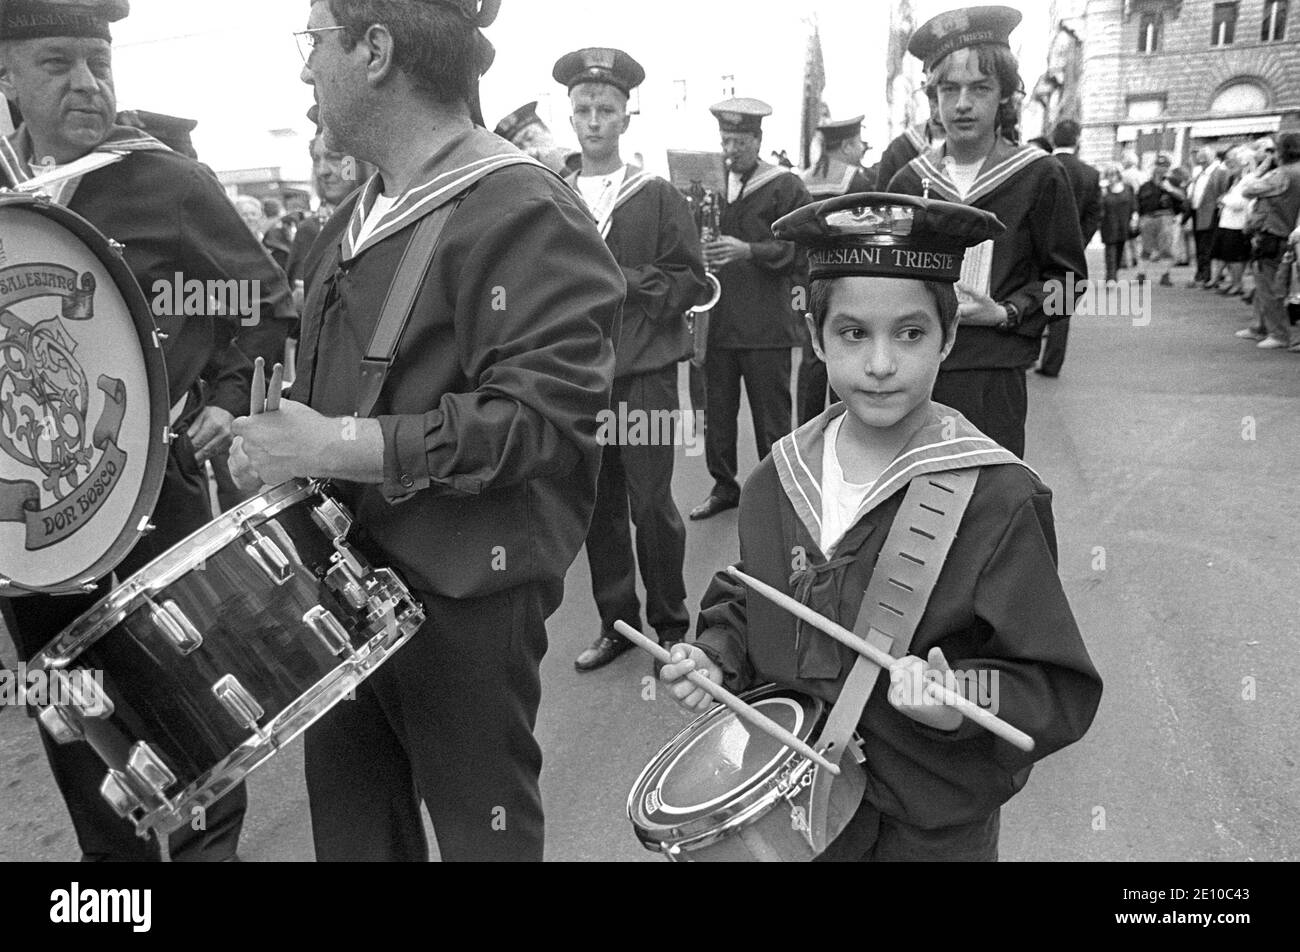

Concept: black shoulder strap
[[355, 199, 460, 419]]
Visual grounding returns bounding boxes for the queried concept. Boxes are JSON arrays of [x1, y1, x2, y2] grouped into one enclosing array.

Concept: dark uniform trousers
[[304, 580, 552, 862], [1, 424, 246, 862], [1039, 318, 1070, 378], [815, 801, 1000, 862], [705, 347, 793, 503], [586, 367, 689, 641], [932, 369, 1028, 459]]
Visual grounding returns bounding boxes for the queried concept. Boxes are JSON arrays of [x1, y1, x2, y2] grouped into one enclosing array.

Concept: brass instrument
[[669, 151, 729, 369], [688, 180, 724, 315]]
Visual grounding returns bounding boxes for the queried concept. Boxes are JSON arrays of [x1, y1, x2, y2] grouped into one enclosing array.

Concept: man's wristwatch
[[997, 301, 1021, 332]]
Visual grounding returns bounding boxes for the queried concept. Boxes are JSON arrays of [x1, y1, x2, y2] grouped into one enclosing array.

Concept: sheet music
[[956, 239, 994, 305]]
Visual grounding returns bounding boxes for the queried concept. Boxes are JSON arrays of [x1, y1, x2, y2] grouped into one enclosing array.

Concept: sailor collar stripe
[[341, 151, 546, 262], [911, 145, 1048, 206], [771, 405, 1029, 550]]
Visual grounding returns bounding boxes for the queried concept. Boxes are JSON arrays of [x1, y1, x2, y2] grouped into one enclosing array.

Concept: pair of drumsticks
[[250, 358, 285, 416], [617, 566, 1036, 776]]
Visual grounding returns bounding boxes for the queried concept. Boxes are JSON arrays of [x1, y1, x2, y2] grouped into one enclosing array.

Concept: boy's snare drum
[[29, 478, 425, 839], [628, 684, 866, 861]]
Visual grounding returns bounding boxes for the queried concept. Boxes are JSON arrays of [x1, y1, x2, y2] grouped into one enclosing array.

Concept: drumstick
[[613, 621, 841, 776], [265, 363, 284, 413], [250, 357, 267, 416], [724, 568, 1035, 753]]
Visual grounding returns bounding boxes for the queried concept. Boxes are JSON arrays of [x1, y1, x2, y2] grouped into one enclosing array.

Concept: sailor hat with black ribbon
[[907, 5, 1022, 73], [494, 101, 546, 144], [552, 47, 646, 96], [0, 0, 128, 41], [818, 115, 865, 150], [773, 192, 1005, 284]]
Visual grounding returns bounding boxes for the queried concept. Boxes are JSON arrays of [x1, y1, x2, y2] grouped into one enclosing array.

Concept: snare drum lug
[[326, 561, 368, 610], [100, 771, 143, 819], [162, 426, 177, 445], [127, 742, 177, 794], [213, 675, 266, 731], [137, 518, 157, 535], [245, 532, 293, 585], [38, 705, 84, 744], [149, 599, 204, 655], [304, 606, 352, 656], [311, 497, 353, 539]]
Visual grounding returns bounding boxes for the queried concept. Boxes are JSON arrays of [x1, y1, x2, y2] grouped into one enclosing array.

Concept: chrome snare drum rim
[[628, 686, 825, 856], [0, 193, 169, 596], [36, 479, 318, 665]]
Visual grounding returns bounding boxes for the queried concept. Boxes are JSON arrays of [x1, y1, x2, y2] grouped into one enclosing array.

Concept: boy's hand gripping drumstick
[[249, 357, 285, 416], [613, 621, 840, 776], [725, 568, 1035, 753]]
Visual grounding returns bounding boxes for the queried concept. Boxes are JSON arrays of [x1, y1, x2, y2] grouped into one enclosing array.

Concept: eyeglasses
[[294, 26, 348, 63]]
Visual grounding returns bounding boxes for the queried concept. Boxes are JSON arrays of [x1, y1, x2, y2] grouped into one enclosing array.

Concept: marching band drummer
[[553, 47, 708, 674], [231, 0, 623, 861], [0, 0, 292, 862], [661, 193, 1102, 862]]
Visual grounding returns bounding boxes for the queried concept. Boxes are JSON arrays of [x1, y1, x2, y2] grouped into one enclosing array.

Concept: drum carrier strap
[[807, 466, 979, 853]]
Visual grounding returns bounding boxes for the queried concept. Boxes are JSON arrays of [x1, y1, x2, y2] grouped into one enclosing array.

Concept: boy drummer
[[660, 193, 1102, 861]]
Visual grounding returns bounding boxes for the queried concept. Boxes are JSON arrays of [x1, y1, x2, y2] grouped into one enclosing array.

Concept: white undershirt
[[819, 414, 874, 555], [353, 191, 400, 249], [577, 166, 624, 227], [944, 155, 982, 200], [728, 170, 746, 203]]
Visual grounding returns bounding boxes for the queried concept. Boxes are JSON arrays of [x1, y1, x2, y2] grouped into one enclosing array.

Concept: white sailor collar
[[771, 402, 1029, 552], [909, 140, 1051, 206], [341, 126, 546, 263]]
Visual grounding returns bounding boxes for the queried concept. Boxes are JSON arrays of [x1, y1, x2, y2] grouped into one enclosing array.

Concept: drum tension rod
[[243, 527, 293, 586]]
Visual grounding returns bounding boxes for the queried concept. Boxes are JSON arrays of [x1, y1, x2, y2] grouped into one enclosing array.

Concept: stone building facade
[[1046, 0, 1300, 166]]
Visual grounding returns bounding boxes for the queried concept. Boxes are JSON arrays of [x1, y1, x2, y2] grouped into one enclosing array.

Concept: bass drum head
[[630, 685, 824, 841], [0, 194, 168, 596]]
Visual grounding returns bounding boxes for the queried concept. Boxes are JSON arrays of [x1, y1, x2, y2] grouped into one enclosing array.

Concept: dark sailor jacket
[[695, 404, 1103, 828]]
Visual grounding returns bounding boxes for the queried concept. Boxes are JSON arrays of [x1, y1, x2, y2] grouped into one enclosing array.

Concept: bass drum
[[29, 479, 425, 839], [628, 685, 866, 861], [0, 192, 169, 596]]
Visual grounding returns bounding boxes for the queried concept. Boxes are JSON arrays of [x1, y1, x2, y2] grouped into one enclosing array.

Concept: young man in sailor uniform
[[690, 98, 812, 521], [231, 0, 623, 861], [661, 192, 1102, 861], [885, 6, 1086, 457], [552, 47, 709, 673], [798, 115, 875, 426], [0, 0, 291, 862]]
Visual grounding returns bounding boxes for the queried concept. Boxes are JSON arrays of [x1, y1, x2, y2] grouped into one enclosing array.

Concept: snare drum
[[628, 685, 867, 861], [29, 479, 425, 838]]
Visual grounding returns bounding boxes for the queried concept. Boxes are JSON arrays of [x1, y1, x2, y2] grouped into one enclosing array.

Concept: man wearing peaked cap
[[230, 0, 623, 861], [1, 0, 296, 862], [666, 193, 1102, 860], [690, 96, 812, 521], [553, 47, 708, 674], [493, 100, 571, 175], [887, 4, 1086, 458], [798, 114, 876, 426]]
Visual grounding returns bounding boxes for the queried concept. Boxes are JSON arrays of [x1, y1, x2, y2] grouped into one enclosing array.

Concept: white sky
[[108, 0, 1050, 182]]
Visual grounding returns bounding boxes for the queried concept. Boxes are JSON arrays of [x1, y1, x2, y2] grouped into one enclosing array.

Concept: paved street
[[4, 252, 1298, 862]]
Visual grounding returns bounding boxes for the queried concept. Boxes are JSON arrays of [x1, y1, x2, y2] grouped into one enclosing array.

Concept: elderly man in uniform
[[552, 47, 707, 673], [689, 98, 811, 521], [797, 114, 874, 425], [231, 0, 623, 861], [0, 0, 291, 861]]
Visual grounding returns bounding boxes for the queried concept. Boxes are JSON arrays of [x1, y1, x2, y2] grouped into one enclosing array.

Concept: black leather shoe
[[574, 633, 635, 672], [689, 495, 738, 521], [1033, 368, 1059, 378]]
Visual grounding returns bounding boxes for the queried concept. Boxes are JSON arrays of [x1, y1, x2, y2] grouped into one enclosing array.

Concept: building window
[[1262, 0, 1288, 40], [1210, 81, 1270, 114], [1127, 95, 1167, 121], [1138, 11, 1162, 52], [1212, 2, 1239, 45]]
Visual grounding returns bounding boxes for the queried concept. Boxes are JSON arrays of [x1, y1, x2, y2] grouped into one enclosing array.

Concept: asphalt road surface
[[3, 256, 1297, 862]]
